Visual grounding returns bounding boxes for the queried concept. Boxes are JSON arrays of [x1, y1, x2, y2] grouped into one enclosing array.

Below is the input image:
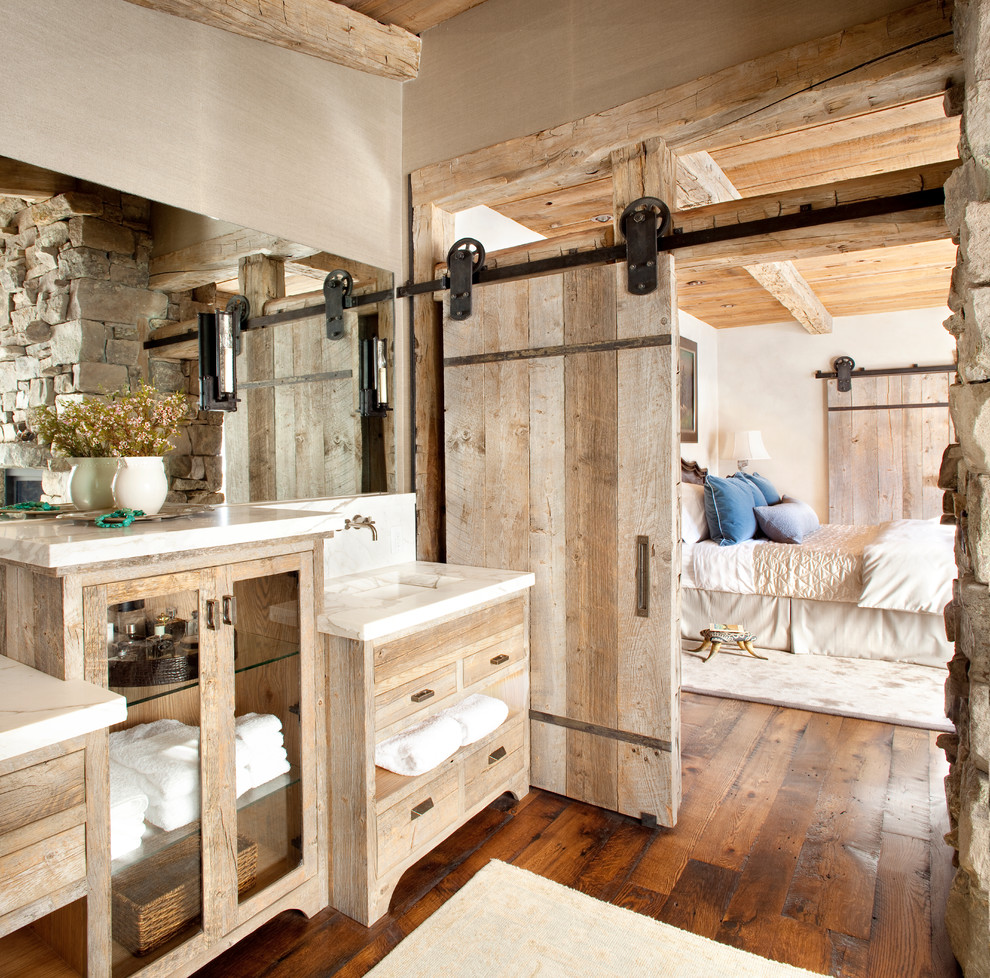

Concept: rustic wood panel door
[[443, 263, 681, 825], [827, 371, 952, 524]]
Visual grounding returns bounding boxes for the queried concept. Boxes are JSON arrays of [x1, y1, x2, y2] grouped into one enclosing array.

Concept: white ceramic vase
[[112, 457, 169, 516], [67, 457, 119, 511]]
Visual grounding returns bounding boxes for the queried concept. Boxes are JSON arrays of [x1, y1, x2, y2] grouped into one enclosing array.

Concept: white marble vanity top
[[0, 502, 348, 569], [317, 561, 535, 641], [0, 655, 126, 762]]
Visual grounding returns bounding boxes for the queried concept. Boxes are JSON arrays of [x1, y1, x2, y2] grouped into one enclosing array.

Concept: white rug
[[681, 642, 952, 732], [366, 859, 825, 977]]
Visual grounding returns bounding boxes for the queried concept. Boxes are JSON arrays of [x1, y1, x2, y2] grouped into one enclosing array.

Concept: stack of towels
[[109, 762, 149, 860], [108, 713, 291, 840], [375, 693, 509, 777]]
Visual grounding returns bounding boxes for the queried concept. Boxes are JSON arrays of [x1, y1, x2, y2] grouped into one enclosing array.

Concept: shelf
[[111, 767, 300, 876], [110, 636, 300, 707], [0, 929, 80, 978]]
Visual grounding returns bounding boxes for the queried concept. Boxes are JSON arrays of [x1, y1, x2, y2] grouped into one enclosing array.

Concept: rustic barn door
[[827, 370, 952, 524], [443, 146, 681, 823]]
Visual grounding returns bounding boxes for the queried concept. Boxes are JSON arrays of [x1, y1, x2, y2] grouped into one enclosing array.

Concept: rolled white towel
[[109, 761, 149, 822], [375, 714, 462, 777], [235, 713, 283, 752], [440, 694, 509, 746]]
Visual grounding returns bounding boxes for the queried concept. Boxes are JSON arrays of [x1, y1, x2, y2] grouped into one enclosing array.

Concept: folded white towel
[[375, 714, 462, 777], [110, 719, 200, 798], [109, 761, 149, 821], [144, 791, 200, 832], [235, 713, 283, 751], [110, 823, 147, 861], [440, 694, 509, 746], [243, 750, 291, 791]]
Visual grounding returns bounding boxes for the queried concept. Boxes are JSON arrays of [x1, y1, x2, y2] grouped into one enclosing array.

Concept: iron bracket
[[619, 197, 672, 296], [323, 269, 355, 340], [224, 294, 250, 356], [446, 238, 486, 321]]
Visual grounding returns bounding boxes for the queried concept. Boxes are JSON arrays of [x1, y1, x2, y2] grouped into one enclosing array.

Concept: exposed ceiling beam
[[0, 156, 76, 200], [678, 152, 832, 334], [410, 0, 959, 210], [149, 228, 319, 292], [120, 0, 421, 81]]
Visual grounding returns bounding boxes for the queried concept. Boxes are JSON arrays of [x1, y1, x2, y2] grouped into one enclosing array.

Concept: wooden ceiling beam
[[149, 228, 319, 292], [120, 0, 421, 80], [678, 151, 832, 334], [411, 0, 959, 211], [0, 157, 76, 200]]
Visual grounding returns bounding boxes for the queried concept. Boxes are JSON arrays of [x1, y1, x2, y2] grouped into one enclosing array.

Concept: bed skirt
[[682, 587, 952, 669]]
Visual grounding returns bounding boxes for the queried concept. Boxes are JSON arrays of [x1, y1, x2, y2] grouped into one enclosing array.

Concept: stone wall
[[0, 184, 223, 503], [940, 1, 990, 975]]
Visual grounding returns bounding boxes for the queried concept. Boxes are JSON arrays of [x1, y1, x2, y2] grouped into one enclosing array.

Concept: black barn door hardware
[[832, 355, 856, 392], [446, 237, 486, 321], [198, 294, 249, 412], [815, 361, 956, 383], [619, 197, 672, 296], [323, 269, 355, 340]]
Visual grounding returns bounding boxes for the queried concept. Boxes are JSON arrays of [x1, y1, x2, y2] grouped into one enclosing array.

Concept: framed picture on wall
[[680, 337, 698, 444]]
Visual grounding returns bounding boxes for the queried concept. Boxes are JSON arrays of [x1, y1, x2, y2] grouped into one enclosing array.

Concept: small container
[[114, 600, 146, 639]]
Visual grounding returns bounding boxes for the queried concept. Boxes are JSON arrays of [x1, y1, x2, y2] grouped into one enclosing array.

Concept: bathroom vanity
[[0, 498, 534, 977]]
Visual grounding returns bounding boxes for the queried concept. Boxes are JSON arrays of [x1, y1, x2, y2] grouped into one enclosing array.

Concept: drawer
[[0, 750, 85, 837], [0, 824, 86, 918], [375, 663, 458, 735], [463, 718, 527, 811], [462, 635, 526, 688], [374, 596, 526, 691], [376, 767, 460, 875]]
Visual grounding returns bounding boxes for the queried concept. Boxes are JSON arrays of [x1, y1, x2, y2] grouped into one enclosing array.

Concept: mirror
[[0, 156, 397, 506]]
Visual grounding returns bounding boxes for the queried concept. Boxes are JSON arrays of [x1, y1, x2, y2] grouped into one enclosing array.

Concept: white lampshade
[[732, 430, 770, 463]]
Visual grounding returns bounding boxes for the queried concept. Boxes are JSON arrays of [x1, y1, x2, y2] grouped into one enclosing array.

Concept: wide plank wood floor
[[193, 693, 960, 978]]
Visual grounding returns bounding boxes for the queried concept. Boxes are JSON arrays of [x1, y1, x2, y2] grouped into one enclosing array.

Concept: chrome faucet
[[344, 514, 378, 541]]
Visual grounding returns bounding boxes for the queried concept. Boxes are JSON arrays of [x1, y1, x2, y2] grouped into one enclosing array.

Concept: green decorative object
[[95, 509, 145, 529]]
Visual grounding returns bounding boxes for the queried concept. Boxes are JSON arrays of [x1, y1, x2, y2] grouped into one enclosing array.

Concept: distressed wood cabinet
[[327, 592, 530, 925]]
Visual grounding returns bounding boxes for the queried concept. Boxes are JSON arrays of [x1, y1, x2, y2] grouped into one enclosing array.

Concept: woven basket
[[112, 833, 257, 956]]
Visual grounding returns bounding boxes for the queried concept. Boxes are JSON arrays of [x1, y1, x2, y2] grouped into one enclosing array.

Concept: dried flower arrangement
[[32, 382, 189, 458]]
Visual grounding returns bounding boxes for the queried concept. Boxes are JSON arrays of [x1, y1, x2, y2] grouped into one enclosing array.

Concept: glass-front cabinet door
[[87, 550, 316, 976]]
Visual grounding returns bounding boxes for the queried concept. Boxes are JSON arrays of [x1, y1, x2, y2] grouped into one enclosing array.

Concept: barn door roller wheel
[[619, 197, 672, 296], [447, 237, 486, 321], [324, 269, 354, 340]]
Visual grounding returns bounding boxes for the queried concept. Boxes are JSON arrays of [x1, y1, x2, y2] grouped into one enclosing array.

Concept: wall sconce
[[833, 355, 855, 393], [733, 430, 770, 471], [359, 337, 389, 417], [198, 306, 241, 412]]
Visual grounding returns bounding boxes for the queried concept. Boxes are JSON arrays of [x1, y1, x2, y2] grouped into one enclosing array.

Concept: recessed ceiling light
[[592, 214, 612, 223], [687, 280, 705, 286]]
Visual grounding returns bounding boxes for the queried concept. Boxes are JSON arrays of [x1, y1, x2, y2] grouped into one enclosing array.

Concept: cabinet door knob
[[222, 594, 235, 625], [205, 599, 218, 630], [488, 746, 507, 765], [490, 653, 510, 666], [411, 688, 435, 703], [410, 797, 434, 820]]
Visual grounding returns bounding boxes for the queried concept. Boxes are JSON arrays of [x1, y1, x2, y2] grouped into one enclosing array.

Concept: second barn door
[[443, 262, 681, 825]]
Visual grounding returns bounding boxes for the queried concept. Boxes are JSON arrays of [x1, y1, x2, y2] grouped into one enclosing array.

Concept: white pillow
[[681, 483, 710, 543]]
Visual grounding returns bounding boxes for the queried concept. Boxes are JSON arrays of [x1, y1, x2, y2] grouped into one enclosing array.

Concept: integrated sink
[[325, 569, 464, 605]]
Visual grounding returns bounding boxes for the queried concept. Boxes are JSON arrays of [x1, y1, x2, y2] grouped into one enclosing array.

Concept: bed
[[679, 459, 955, 668]]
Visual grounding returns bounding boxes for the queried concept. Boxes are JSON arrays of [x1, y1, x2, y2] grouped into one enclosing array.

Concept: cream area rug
[[681, 642, 952, 732], [366, 860, 825, 978]]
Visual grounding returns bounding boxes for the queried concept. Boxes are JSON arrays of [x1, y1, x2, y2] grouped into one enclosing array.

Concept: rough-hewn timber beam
[[679, 151, 832, 334], [411, 0, 959, 211], [0, 157, 76, 199], [120, 0, 421, 80], [149, 229, 319, 292]]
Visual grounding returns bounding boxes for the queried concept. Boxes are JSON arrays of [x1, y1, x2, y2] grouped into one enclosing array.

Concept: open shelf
[[0, 928, 81, 978], [111, 767, 300, 875], [110, 637, 300, 707]]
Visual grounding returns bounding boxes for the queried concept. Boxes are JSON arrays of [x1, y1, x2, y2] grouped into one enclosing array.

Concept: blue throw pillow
[[730, 471, 768, 507], [704, 474, 758, 546], [746, 471, 781, 505], [754, 495, 820, 544]]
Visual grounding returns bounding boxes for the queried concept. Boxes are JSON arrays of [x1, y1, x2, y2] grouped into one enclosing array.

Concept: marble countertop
[[0, 501, 349, 569], [317, 561, 535, 641], [0, 655, 127, 763]]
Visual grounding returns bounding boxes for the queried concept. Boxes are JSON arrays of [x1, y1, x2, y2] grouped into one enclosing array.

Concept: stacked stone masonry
[[0, 182, 223, 504], [943, 1, 990, 975]]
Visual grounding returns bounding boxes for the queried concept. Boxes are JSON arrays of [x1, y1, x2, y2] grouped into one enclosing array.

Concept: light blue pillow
[[704, 475, 758, 546], [730, 471, 768, 507], [754, 495, 820, 544], [746, 471, 781, 505]]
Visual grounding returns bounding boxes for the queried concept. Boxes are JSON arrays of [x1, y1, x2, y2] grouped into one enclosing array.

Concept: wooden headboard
[[681, 458, 708, 485]]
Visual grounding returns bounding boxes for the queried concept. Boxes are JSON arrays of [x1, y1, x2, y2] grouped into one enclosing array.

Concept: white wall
[[714, 308, 956, 518], [679, 312, 719, 471]]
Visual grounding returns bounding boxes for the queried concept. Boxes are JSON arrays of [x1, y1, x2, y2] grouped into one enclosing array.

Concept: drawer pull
[[490, 653, 510, 666], [488, 746, 507, 765], [411, 688, 435, 703], [411, 797, 434, 820]]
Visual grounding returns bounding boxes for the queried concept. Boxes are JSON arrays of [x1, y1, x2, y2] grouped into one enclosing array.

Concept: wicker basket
[[112, 833, 257, 956]]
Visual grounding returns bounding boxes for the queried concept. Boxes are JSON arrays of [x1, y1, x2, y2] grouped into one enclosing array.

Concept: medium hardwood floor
[[193, 693, 960, 978]]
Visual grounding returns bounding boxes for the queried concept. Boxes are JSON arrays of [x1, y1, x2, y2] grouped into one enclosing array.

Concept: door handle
[[636, 535, 650, 617], [205, 599, 218, 630], [222, 594, 235, 625]]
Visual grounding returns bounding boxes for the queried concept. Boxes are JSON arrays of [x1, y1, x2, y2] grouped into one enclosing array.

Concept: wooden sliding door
[[443, 259, 681, 824]]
